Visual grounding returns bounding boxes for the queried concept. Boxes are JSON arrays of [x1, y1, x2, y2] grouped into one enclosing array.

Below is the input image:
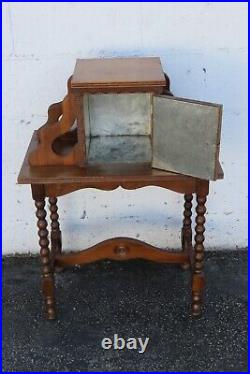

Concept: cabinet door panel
[[152, 96, 222, 180]]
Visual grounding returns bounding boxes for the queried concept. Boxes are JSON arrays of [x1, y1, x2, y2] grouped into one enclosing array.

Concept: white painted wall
[[3, 2, 248, 254]]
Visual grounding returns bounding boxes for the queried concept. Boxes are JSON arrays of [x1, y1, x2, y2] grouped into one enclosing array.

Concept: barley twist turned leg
[[192, 194, 207, 316], [49, 197, 62, 255], [181, 194, 193, 270], [35, 199, 56, 320]]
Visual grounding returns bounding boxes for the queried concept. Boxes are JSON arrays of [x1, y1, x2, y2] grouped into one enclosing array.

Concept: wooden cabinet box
[[29, 57, 223, 181]]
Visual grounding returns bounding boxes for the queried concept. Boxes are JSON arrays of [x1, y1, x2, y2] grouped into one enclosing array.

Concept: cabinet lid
[[71, 57, 166, 93], [152, 95, 223, 181]]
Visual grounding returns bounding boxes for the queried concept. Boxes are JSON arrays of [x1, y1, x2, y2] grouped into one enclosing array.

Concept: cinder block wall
[[3, 3, 247, 254]]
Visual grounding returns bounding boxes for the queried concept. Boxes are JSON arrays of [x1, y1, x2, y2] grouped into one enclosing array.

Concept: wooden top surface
[[18, 132, 198, 185], [71, 57, 166, 91]]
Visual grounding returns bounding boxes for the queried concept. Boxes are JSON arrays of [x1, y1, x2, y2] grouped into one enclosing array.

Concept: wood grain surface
[[71, 57, 166, 92]]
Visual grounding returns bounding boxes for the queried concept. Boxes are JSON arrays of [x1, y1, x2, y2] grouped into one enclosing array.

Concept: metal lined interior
[[83, 93, 153, 164]]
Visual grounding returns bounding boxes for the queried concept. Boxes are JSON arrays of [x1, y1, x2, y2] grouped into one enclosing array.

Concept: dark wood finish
[[49, 197, 62, 255], [71, 57, 166, 93], [181, 194, 193, 270], [33, 191, 56, 320], [192, 194, 207, 316]]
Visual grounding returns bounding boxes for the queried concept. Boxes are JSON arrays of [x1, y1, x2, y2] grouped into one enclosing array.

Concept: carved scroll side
[[37, 101, 63, 135], [29, 78, 79, 166]]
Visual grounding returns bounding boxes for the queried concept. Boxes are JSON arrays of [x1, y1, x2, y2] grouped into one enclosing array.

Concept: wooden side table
[[18, 134, 224, 319], [18, 57, 224, 319]]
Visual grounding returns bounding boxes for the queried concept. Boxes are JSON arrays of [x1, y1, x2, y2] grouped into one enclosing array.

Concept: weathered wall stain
[[80, 210, 86, 220]]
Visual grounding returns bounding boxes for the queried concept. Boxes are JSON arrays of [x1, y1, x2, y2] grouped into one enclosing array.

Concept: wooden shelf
[[18, 131, 197, 185]]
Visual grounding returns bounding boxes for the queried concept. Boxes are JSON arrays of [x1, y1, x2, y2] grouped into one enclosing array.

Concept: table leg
[[35, 198, 56, 320], [192, 194, 207, 316], [49, 197, 62, 255], [181, 194, 193, 270]]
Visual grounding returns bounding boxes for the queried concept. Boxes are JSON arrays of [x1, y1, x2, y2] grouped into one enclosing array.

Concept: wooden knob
[[114, 245, 129, 256]]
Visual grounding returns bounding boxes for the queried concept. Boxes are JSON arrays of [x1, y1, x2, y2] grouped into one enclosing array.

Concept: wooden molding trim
[[45, 179, 197, 197]]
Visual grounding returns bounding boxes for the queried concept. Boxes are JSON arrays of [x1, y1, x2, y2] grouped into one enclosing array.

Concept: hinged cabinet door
[[152, 95, 223, 180]]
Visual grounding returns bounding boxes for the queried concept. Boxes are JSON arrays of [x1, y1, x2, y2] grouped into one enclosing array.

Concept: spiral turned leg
[[49, 197, 62, 255], [181, 194, 193, 270], [35, 199, 56, 320], [192, 194, 207, 317]]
